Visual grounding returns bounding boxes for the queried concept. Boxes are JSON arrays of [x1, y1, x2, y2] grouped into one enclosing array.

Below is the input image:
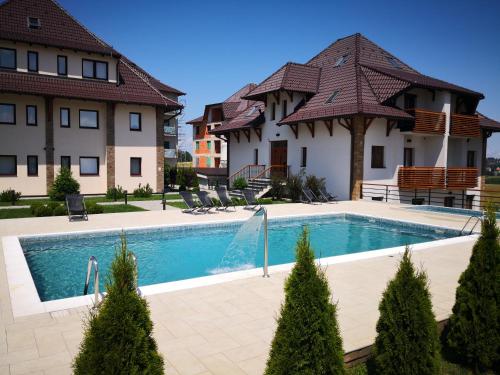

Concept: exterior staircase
[[227, 164, 288, 199]]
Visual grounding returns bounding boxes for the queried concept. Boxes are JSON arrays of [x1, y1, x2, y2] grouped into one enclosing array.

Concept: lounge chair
[[319, 186, 338, 203], [179, 191, 201, 213], [215, 186, 236, 211], [66, 194, 88, 221], [242, 189, 260, 210], [195, 191, 216, 213], [302, 187, 320, 204]]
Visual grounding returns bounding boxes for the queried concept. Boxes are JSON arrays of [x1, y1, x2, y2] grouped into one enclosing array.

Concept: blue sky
[[60, 0, 500, 155]]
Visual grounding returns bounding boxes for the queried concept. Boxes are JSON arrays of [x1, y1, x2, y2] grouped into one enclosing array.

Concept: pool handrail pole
[[129, 252, 141, 295], [83, 256, 99, 304], [260, 206, 270, 278]]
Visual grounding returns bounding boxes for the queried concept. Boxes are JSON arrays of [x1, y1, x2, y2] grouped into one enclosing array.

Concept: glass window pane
[[82, 60, 93, 78], [0, 104, 15, 124], [28, 52, 37, 71], [27, 106, 36, 125], [58, 56, 67, 75], [0, 48, 15, 69], [27, 156, 37, 175], [130, 113, 140, 130], [95, 62, 107, 79], [61, 156, 71, 169], [80, 110, 98, 128], [80, 158, 98, 175], [0, 156, 16, 175], [130, 158, 141, 175], [60, 108, 69, 127]]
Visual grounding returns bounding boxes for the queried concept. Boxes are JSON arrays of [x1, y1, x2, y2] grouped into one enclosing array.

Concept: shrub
[[286, 172, 303, 202], [265, 228, 345, 375], [133, 183, 153, 198], [270, 177, 285, 200], [305, 175, 326, 198], [49, 168, 80, 201], [73, 235, 164, 374], [105, 185, 125, 200], [47, 201, 60, 211], [176, 167, 198, 189], [233, 177, 248, 190], [30, 202, 43, 215], [34, 205, 54, 217], [86, 203, 104, 214], [444, 204, 500, 372], [373, 247, 440, 375], [53, 205, 68, 216], [0, 189, 21, 204]]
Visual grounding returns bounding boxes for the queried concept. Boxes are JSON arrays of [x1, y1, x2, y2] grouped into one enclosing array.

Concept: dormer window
[[27, 17, 41, 29], [335, 54, 349, 67], [325, 90, 340, 104], [82, 59, 108, 80]]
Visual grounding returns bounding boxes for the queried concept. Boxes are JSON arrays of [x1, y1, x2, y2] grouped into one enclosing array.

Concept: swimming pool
[[19, 213, 460, 302], [407, 205, 492, 217]]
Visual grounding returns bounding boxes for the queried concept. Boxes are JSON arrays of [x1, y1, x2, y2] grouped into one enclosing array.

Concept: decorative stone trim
[[106, 102, 115, 189], [44, 96, 54, 193], [156, 106, 165, 192], [350, 115, 365, 200]]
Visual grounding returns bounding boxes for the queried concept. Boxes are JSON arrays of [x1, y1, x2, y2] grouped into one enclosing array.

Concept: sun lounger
[[215, 186, 236, 211], [302, 187, 320, 204], [319, 186, 338, 203], [195, 191, 216, 213], [242, 189, 260, 210], [179, 191, 201, 213], [66, 194, 88, 221]]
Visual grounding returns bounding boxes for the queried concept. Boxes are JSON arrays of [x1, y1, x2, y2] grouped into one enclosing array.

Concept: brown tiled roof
[[243, 63, 321, 101], [186, 115, 204, 125], [211, 102, 266, 134], [477, 112, 500, 131]]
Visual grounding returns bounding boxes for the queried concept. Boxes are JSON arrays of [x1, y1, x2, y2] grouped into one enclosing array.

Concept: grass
[[100, 204, 145, 213], [346, 360, 495, 375], [485, 175, 500, 184], [0, 208, 33, 219], [0, 204, 145, 219]]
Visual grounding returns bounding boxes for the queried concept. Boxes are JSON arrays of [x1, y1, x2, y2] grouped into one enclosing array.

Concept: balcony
[[164, 148, 176, 158], [450, 114, 481, 138], [398, 167, 478, 189], [399, 109, 446, 135], [164, 125, 176, 136]]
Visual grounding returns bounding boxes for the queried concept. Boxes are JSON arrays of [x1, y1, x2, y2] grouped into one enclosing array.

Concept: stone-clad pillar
[[106, 102, 115, 189], [156, 106, 165, 193], [350, 115, 365, 200], [45, 96, 54, 193]]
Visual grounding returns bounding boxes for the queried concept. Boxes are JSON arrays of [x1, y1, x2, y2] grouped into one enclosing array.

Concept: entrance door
[[404, 148, 414, 167], [270, 141, 287, 178]]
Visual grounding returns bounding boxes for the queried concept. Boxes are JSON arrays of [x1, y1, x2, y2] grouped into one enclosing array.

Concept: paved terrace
[[0, 201, 476, 374]]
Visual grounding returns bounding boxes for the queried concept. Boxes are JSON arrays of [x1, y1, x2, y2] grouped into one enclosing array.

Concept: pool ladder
[[460, 215, 483, 235], [83, 252, 139, 304], [256, 206, 270, 278]]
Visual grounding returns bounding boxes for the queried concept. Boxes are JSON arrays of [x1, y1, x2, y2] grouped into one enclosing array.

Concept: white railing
[[164, 126, 176, 136], [164, 149, 176, 158]]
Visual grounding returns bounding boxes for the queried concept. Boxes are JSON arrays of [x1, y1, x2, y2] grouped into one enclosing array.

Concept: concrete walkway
[[0, 201, 476, 374]]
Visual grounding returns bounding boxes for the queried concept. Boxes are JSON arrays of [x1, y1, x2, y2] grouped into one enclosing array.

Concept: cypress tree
[[445, 205, 500, 372], [265, 227, 345, 375], [73, 235, 164, 374], [373, 248, 440, 375]]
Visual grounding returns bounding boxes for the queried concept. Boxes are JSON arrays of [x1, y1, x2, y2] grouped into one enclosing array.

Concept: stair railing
[[251, 165, 290, 181], [228, 164, 265, 187]]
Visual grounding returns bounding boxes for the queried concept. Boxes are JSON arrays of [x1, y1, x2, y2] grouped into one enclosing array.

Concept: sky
[[59, 0, 500, 155]]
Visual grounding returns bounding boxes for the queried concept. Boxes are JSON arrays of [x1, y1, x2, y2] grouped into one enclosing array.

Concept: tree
[[49, 167, 80, 201], [73, 235, 164, 374], [445, 205, 500, 372], [373, 248, 440, 375], [265, 228, 345, 375]]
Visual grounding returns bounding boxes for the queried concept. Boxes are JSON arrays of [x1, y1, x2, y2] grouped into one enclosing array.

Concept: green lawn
[[0, 204, 145, 219], [346, 360, 494, 375]]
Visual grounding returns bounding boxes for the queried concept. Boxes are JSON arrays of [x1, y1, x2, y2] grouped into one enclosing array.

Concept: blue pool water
[[21, 214, 458, 302], [407, 205, 494, 218]]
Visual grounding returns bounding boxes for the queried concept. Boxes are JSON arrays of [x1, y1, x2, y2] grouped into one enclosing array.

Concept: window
[[254, 148, 259, 165], [0, 155, 16, 176], [195, 126, 200, 135], [207, 158, 211, 167], [26, 105, 37, 126], [27, 17, 41, 29], [0, 104, 15, 125], [271, 102, 276, 121], [130, 157, 141, 176], [300, 147, 307, 168], [27, 155, 38, 176], [404, 94, 416, 110], [282, 100, 287, 119], [27, 51, 38, 72], [207, 140, 211, 150], [334, 54, 348, 67], [325, 90, 340, 104], [403, 148, 414, 167], [61, 156, 71, 169], [371, 146, 385, 168], [164, 141, 170, 149], [57, 55, 67, 76], [79, 157, 99, 176], [79, 110, 98, 129], [0, 48, 16, 69], [195, 142, 199, 151], [467, 150, 476, 168], [60, 108, 70, 127], [214, 157, 221, 168], [215, 140, 221, 153], [129, 112, 141, 131], [82, 59, 108, 80]]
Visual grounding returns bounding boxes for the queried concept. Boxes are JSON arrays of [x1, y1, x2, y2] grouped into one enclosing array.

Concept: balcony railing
[[164, 126, 176, 136], [404, 109, 446, 135], [398, 166, 478, 189], [450, 114, 481, 138], [398, 167, 446, 189], [164, 148, 176, 158]]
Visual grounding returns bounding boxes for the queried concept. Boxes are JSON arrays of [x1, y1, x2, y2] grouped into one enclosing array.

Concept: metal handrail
[[83, 256, 99, 304], [256, 206, 270, 278], [460, 215, 482, 235]]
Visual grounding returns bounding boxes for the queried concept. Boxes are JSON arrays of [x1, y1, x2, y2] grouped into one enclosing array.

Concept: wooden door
[[270, 141, 287, 178]]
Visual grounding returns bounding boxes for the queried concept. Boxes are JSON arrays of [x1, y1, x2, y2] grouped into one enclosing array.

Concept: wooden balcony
[[406, 109, 446, 135], [450, 114, 481, 138], [398, 167, 446, 189], [446, 167, 478, 189]]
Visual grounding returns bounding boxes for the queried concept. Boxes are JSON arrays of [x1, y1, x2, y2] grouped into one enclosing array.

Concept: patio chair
[[242, 189, 260, 210], [195, 191, 216, 213], [302, 188, 320, 204], [66, 194, 88, 221], [215, 186, 236, 211], [179, 191, 201, 213], [319, 186, 338, 203]]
